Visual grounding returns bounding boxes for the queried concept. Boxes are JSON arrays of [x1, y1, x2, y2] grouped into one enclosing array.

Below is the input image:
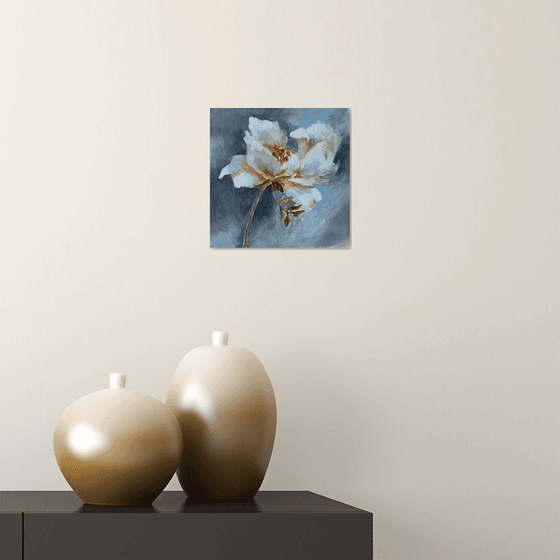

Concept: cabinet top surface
[[0, 491, 370, 515]]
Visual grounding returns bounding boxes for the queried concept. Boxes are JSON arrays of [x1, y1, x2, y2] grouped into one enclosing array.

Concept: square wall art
[[210, 108, 350, 248]]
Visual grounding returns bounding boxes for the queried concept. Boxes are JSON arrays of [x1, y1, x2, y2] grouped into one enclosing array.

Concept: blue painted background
[[210, 108, 350, 248]]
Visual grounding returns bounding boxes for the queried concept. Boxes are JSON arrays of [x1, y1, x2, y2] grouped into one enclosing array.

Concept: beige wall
[[1, 0, 559, 558]]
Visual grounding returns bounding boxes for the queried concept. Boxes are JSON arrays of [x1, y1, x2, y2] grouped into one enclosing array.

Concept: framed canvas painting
[[210, 108, 350, 248]]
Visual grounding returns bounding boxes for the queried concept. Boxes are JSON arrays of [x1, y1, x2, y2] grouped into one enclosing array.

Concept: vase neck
[[109, 373, 126, 388], [212, 332, 229, 346]]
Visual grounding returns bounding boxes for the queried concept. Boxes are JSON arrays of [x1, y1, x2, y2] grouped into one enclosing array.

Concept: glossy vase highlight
[[53, 373, 183, 506], [166, 332, 277, 501]]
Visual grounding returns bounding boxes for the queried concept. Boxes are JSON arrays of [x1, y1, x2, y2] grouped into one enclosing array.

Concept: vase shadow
[[181, 498, 261, 513], [77, 503, 157, 513]]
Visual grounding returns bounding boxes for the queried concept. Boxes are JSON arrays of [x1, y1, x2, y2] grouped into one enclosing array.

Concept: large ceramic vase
[[53, 373, 183, 506], [166, 332, 277, 501]]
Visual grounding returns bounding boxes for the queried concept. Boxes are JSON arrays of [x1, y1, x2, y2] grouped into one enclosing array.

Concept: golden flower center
[[270, 146, 294, 164]]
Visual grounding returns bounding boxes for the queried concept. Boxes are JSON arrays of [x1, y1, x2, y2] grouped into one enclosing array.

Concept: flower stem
[[243, 187, 266, 248]]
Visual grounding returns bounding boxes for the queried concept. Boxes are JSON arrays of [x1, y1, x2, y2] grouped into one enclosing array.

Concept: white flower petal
[[219, 155, 264, 188], [245, 134, 284, 178], [290, 121, 341, 161], [248, 117, 286, 149], [287, 177, 316, 187], [284, 186, 322, 211], [296, 141, 338, 178], [285, 152, 300, 175]]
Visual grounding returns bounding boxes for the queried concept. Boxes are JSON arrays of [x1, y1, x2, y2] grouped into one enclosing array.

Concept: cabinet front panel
[[0, 512, 22, 560], [24, 512, 372, 560]]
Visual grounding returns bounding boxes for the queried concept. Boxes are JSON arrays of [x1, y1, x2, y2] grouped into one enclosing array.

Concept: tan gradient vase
[[166, 332, 277, 501], [53, 373, 183, 506]]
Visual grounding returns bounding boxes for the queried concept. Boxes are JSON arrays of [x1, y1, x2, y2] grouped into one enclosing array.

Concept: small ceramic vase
[[166, 332, 277, 501], [53, 373, 183, 506]]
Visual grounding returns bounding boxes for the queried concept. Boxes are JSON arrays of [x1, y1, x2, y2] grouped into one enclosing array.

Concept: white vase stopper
[[109, 373, 126, 388], [212, 331, 229, 346]]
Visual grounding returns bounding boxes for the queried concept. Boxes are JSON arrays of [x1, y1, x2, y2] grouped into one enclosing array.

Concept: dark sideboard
[[0, 491, 373, 559]]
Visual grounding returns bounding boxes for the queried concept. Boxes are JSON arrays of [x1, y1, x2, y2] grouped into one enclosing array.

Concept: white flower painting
[[211, 109, 350, 248]]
